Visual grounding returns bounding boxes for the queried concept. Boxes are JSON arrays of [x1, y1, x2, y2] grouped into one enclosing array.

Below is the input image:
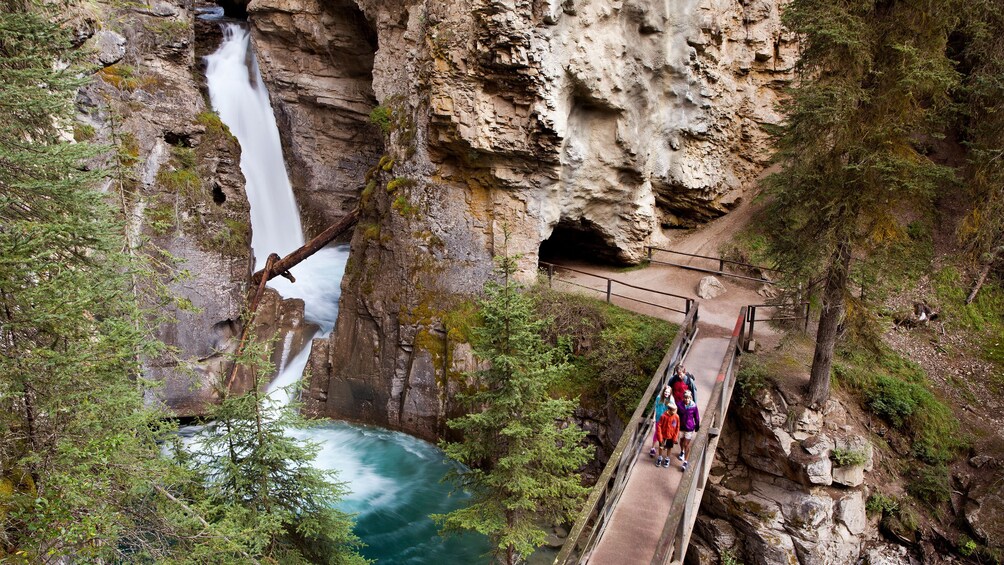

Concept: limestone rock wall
[[74, 3, 307, 416], [247, 0, 385, 236], [244, 0, 794, 438]]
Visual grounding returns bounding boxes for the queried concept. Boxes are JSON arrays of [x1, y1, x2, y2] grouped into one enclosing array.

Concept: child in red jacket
[[655, 404, 680, 468]]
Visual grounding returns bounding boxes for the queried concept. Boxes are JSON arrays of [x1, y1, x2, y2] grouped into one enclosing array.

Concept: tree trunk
[[965, 260, 993, 305], [808, 239, 852, 406]]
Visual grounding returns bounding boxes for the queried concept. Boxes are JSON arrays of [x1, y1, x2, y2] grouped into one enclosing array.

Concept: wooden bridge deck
[[585, 333, 731, 565]]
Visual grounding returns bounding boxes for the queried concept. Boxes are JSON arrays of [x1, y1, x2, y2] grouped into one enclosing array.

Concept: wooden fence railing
[[539, 261, 694, 315], [745, 301, 810, 349], [553, 305, 700, 565], [650, 307, 747, 565], [644, 246, 780, 284]]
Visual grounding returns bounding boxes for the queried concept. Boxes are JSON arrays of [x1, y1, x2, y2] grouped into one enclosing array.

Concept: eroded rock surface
[[244, 0, 794, 438], [691, 388, 879, 565], [73, 3, 309, 416]]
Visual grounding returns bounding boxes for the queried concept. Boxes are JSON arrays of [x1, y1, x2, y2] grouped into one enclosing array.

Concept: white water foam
[[205, 25, 304, 268]]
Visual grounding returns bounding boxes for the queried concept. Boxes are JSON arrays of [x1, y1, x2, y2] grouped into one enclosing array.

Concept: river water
[[203, 23, 487, 563]]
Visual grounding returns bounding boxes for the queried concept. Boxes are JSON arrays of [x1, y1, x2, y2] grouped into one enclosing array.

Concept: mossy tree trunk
[[809, 239, 852, 406]]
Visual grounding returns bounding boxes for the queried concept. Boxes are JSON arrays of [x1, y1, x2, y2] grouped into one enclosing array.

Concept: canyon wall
[[74, 2, 309, 416], [245, 0, 795, 439]]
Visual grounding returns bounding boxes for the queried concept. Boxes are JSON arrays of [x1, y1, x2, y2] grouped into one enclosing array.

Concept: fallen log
[[250, 208, 359, 286], [224, 208, 359, 390]]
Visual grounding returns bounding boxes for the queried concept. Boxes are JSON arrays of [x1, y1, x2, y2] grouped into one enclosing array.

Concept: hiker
[[649, 387, 673, 457], [655, 403, 680, 469], [677, 390, 700, 472], [669, 364, 697, 406]]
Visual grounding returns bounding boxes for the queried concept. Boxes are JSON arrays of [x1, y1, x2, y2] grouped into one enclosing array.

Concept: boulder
[[697, 276, 727, 299], [836, 490, 867, 536], [862, 543, 915, 564], [91, 30, 126, 66], [965, 478, 1004, 546]]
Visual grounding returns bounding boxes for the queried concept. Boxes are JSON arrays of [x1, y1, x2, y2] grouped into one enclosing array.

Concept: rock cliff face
[[73, 2, 306, 416], [690, 388, 883, 564], [245, 0, 794, 439], [247, 0, 384, 236]]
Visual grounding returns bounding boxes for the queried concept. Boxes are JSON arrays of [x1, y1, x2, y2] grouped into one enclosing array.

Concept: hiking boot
[[662, 458, 670, 468], [655, 457, 663, 467]]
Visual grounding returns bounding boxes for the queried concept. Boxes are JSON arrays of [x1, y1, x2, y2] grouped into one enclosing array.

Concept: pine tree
[[435, 252, 592, 565], [958, 0, 1004, 303], [764, 0, 959, 404], [185, 335, 368, 565], [0, 2, 191, 559]]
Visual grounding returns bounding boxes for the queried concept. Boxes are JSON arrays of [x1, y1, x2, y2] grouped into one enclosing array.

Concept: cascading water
[[203, 23, 487, 563]]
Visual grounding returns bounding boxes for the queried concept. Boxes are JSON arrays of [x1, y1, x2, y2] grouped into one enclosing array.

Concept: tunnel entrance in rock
[[539, 218, 625, 266]]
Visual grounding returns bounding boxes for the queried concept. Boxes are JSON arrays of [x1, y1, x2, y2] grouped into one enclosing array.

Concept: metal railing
[[540, 261, 694, 315], [650, 307, 747, 565], [644, 246, 780, 284], [745, 301, 810, 349], [553, 305, 700, 565]]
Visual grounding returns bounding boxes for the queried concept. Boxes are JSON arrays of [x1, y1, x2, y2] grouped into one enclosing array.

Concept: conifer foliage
[[764, 0, 959, 404], [435, 252, 592, 565], [0, 1, 178, 559], [184, 336, 368, 565], [958, 0, 1004, 302]]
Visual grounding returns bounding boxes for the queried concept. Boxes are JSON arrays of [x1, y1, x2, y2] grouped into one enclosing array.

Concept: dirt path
[[545, 195, 780, 344]]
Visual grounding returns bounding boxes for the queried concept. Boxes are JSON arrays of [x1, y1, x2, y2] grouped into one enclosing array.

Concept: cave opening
[[539, 218, 627, 267]]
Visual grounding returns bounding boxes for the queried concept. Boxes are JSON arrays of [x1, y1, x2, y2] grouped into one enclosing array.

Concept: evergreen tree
[[435, 253, 592, 565], [185, 335, 368, 565], [0, 2, 189, 559], [764, 0, 959, 404], [958, 0, 1004, 303]]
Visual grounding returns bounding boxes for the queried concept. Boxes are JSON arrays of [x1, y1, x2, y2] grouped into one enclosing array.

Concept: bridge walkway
[[585, 333, 731, 564]]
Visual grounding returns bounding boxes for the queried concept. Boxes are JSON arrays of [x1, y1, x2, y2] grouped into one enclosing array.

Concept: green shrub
[[148, 18, 190, 41], [959, 535, 977, 557], [211, 218, 249, 256], [360, 179, 377, 209], [369, 105, 393, 134], [73, 122, 96, 142], [392, 193, 417, 217], [386, 177, 414, 192], [158, 168, 200, 198], [195, 111, 234, 142], [99, 64, 140, 90], [144, 200, 175, 235], [830, 447, 868, 467], [866, 492, 899, 516], [836, 347, 964, 466], [720, 549, 744, 565], [736, 356, 771, 406], [906, 464, 951, 506], [531, 288, 677, 419], [867, 374, 919, 428]]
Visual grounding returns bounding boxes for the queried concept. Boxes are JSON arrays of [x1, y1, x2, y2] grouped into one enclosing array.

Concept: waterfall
[[203, 22, 487, 563], [205, 25, 302, 266]]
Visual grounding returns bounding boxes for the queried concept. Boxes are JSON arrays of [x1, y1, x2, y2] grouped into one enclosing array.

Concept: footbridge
[[553, 303, 746, 564], [545, 248, 805, 564]]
